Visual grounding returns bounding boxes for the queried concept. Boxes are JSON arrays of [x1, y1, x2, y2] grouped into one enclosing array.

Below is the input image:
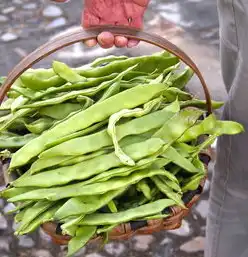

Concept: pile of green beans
[[0, 52, 244, 257]]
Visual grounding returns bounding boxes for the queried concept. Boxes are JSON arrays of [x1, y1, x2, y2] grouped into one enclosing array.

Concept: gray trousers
[[205, 0, 248, 257]]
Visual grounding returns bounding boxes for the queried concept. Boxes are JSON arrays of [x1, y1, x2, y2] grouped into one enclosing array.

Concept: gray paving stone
[[23, 3, 37, 10], [85, 253, 105, 257], [1, 32, 18, 42], [74, 247, 86, 256], [133, 235, 155, 251], [31, 249, 53, 257], [0, 238, 10, 252], [3, 203, 15, 214], [160, 237, 172, 245], [168, 220, 191, 236], [0, 198, 4, 208], [0, 15, 9, 22], [43, 5, 63, 18], [2, 7, 16, 14], [180, 236, 205, 253], [12, 221, 20, 231], [0, 214, 8, 230], [104, 242, 126, 256], [45, 17, 67, 31], [12, 0, 23, 5], [18, 235, 35, 248]]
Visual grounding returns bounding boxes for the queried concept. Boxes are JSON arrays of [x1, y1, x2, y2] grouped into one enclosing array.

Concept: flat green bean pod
[[11, 95, 29, 112], [53, 61, 86, 83], [178, 114, 217, 142], [29, 149, 107, 174], [161, 146, 199, 173], [40, 100, 179, 158], [179, 99, 224, 110], [0, 108, 34, 132], [11, 79, 167, 169], [137, 179, 152, 200], [39, 103, 84, 120], [151, 176, 184, 207], [55, 188, 126, 220], [76, 54, 179, 78], [0, 133, 38, 149], [1, 187, 36, 199], [153, 108, 205, 143], [67, 226, 96, 257], [45, 120, 108, 149], [61, 215, 85, 236], [16, 203, 62, 235], [79, 157, 165, 186], [32, 74, 118, 100], [90, 55, 128, 67], [12, 138, 165, 187], [78, 199, 175, 226], [25, 117, 55, 134], [169, 67, 194, 89], [20, 72, 66, 90], [98, 80, 121, 102], [107, 97, 163, 166], [163, 87, 192, 102], [9, 168, 172, 202], [16, 200, 54, 233]]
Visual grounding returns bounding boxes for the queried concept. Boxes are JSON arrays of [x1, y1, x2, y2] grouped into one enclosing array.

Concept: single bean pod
[[90, 55, 128, 67], [45, 120, 108, 149], [67, 226, 96, 257], [16, 200, 54, 233], [107, 97, 163, 166], [137, 179, 152, 200], [32, 74, 118, 100], [75, 55, 179, 78], [8, 168, 172, 201], [25, 118, 55, 134], [179, 99, 224, 110], [78, 199, 175, 226], [54, 188, 126, 220], [0, 108, 34, 132], [29, 149, 107, 174], [151, 176, 184, 207], [0, 133, 38, 149], [169, 66, 194, 89], [16, 203, 63, 235], [163, 87, 193, 102], [39, 103, 84, 120], [20, 72, 66, 90], [40, 101, 179, 159], [161, 146, 199, 173], [52, 61, 86, 83], [12, 138, 165, 187], [80, 157, 163, 186], [153, 108, 205, 143], [98, 80, 121, 102]]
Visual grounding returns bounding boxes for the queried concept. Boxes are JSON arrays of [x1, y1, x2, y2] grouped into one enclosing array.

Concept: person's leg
[[205, 1, 248, 257]]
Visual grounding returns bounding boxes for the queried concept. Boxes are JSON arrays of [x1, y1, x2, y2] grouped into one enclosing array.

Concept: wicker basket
[[0, 26, 212, 245]]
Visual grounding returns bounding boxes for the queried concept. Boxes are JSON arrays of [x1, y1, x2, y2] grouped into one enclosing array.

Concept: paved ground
[[0, 0, 226, 256]]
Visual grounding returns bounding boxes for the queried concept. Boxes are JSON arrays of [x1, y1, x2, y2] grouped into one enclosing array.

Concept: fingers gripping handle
[[0, 26, 212, 113]]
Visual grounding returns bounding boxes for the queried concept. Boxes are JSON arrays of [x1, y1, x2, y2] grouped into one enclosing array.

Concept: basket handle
[[0, 26, 212, 113]]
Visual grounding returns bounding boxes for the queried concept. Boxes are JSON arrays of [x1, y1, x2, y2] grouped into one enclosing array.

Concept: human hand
[[52, 0, 149, 48]]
